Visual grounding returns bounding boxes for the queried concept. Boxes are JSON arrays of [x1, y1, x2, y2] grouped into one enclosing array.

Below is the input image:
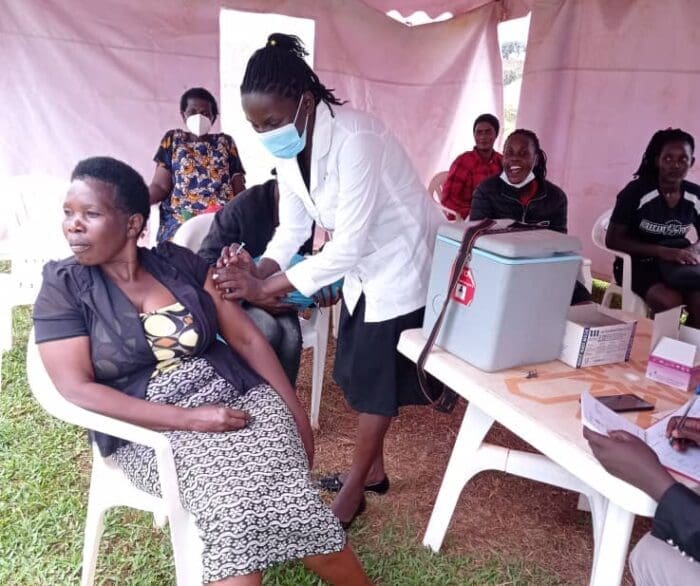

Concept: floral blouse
[[154, 129, 245, 242]]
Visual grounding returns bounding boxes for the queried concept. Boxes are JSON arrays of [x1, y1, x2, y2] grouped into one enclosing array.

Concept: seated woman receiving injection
[[32, 157, 369, 586]]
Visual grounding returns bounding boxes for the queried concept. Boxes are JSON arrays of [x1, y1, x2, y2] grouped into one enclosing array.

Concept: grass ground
[[2, 305, 563, 585]]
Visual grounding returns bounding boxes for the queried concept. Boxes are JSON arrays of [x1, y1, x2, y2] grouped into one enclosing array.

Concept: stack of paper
[[581, 391, 700, 483]]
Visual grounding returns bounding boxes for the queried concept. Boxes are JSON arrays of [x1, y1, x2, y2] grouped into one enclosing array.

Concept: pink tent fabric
[[517, 0, 700, 278], [1, 0, 221, 181], [1, 0, 503, 188]]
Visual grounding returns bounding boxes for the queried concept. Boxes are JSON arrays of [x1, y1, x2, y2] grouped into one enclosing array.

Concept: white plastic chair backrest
[[171, 213, 216, 252], [139, 204, 161, 249], [591, 208, 613, 250], [428, 170, 461, 221], [6, 174, 68, 235], [6, 175, 72, 303], [428, 171, 449, 206], [26, 328, 88, 426]]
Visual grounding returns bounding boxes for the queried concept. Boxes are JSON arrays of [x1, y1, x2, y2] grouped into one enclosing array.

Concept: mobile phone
[[596, 394, 654, 413]]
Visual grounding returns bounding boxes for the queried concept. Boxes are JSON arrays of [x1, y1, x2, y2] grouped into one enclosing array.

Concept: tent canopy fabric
[[2, 0, 700, 278]]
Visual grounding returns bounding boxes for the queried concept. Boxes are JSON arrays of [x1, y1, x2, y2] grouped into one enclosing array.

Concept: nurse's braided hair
[[506, 129, 548, 180], [634, 128, 695, 182], [240, 33, 346, 113]]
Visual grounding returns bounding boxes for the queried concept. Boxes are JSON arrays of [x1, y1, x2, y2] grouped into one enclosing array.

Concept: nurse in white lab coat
[[215, 33, 437, 528]]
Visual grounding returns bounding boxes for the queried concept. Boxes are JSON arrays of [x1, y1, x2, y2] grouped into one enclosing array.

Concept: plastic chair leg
[[168, 508, 203, 586], [331, 302, 341, 339], [80, 494, 107, 586], [600, 284, 621, 309], [310, 311, 330, 430]]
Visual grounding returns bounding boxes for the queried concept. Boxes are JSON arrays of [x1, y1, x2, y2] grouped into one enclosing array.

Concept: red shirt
[[518, 179, 540, 206], [441, 148, 503, 219]]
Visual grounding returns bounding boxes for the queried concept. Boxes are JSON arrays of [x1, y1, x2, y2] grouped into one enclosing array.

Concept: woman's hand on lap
[[186, 404, 250, 432], [660, 247, 699, 265]]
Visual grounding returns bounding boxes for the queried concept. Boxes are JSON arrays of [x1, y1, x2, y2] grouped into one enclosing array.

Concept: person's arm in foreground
[[584, 426, 700, 559], [38, 336, 248, 433]]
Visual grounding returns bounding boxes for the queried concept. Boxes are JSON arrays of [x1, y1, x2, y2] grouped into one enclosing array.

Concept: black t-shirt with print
[[610, 178, 700, 244]]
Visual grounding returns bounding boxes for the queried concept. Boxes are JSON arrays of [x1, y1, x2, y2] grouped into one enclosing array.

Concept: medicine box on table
[[559, 305, 637, 368]]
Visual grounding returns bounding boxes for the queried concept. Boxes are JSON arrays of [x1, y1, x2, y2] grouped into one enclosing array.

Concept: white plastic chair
[[428, 171, 462, 222], [173, 216, 330, 430], [26, 329, 203, 585], [1, 175, 72, 352], [591, 209, 649, 316], [138, 204, 161, 249], [302, 307, 330, 429], [580, 258, 593, 293], [171, 212, 217, 251]]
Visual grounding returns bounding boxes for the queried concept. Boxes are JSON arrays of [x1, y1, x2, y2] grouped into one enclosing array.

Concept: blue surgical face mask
[[258, 96, 309, 159]]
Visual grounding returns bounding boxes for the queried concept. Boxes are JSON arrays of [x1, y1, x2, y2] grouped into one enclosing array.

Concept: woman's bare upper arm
[[149, 165, 173, 204], [37, 336, 95, 394], [203, 270, 257, 349]]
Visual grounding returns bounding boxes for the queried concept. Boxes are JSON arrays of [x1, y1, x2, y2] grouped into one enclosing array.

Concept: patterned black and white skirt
[[112, 356, 346, 582]]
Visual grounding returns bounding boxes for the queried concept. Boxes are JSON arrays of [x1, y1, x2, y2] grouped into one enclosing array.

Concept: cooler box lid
[[436, 222, 581, 259]]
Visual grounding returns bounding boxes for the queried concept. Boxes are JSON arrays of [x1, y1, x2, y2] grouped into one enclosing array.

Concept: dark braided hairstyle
[[506, 129, 548, 180], [633, 128, 695, 182], [240, 33, 345, 114]]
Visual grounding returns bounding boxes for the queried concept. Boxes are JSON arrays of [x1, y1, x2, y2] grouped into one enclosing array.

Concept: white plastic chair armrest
[[26, 330, 180, 499], [608, 248, 634, 294], [430, 193, 460, 222], [618, 251, 634, 294]]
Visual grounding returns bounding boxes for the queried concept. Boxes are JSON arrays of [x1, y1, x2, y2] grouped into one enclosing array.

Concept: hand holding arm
[[606, 222, 698, 263]]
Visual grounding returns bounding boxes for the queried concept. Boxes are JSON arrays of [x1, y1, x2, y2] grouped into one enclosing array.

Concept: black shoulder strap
[[417, 219, 496, 410]]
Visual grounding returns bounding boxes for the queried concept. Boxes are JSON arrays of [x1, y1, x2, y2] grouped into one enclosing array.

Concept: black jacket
[[32, 244, 262, 456], [470, 175, 568, 233], [653, 483, 700, 561], [469, 175, 591, 304], [198, 179, 312, 266]]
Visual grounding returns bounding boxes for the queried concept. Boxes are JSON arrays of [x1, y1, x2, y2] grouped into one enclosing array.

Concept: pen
[[668, 385, 700, 445]]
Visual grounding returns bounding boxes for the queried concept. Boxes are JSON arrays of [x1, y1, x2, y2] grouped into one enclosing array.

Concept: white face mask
[[185, 114, 212, 136], [500, 170, 536, 189]]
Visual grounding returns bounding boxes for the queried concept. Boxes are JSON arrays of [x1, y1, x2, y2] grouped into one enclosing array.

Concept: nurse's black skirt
[[333, 294, 428, 417]]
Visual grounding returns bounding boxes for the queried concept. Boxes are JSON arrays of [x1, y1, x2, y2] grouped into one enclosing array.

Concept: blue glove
[[255, 254, 343, 309]]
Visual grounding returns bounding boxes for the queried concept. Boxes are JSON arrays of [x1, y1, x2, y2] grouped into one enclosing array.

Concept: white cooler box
[[422, 224, 582, 371]]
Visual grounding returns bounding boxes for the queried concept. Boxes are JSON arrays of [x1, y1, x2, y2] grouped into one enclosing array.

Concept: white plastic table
[[397, 316, 693, 586]]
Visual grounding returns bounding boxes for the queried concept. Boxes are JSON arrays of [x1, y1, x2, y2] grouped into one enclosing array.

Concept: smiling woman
[[469, 128, 592, 305]]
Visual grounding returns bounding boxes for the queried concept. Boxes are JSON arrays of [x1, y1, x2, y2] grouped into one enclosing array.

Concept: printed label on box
[[452, 265, 475, 306]]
